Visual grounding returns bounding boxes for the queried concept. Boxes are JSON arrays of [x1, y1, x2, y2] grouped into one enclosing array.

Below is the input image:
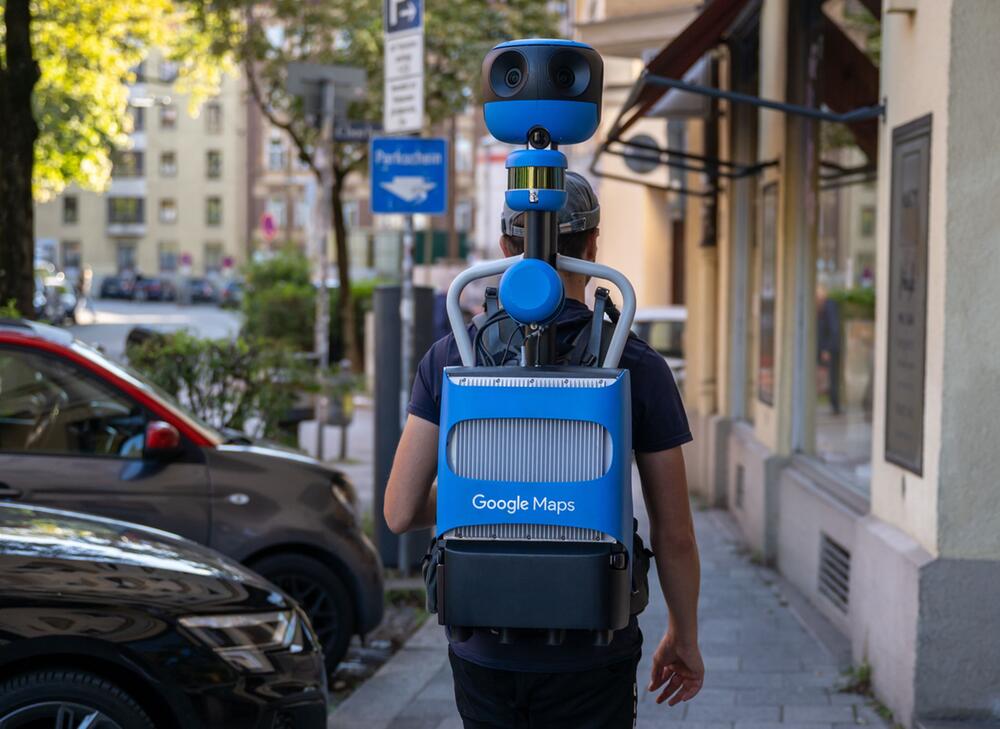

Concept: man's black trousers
[[449, 649, 639, 729]]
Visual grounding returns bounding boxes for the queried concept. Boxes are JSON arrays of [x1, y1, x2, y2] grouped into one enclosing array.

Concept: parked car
[[632, 306, 687, 387], [185, 277, 217, 303], [133, 276, 176, 302], [100, 274, 136, 300], [0, 501, 328, 728], [0, 319, 383, 669], [219, 279, 244, 309]]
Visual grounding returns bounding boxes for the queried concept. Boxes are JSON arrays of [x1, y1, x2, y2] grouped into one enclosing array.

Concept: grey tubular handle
[[445, 253, 636, 369], [447, 255, 523, 366], [556, 255, 636, 368]]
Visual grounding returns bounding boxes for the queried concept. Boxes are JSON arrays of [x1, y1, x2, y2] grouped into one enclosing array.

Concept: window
[[812, 138, 877, 495], [205, 102, 222, 133], [204, 243, 223, 274], [0, 349, 147, 458], [116, 241, 137, 273], [159, 60, 179, 83], [206, 150, 222, 179], [61, 241, 82, 274], [267, 135, 287, 171], [455, 200, 473, 232], [108, 197, 144, 224], [159, 151, 177, 177], [158, 242, 179, 273], [63, 196, 79, 224], [130, 105, 145, 132], [112, 150, 144, 178], [131, 61, 146, 83], [266, 197, 287, 228], [343, 200, 360, 229], [205, 197, 222, 226], [159, 198, 178, 224], [294, 199, 310, 229], [456, 135, 473, 173], [160, 104, 177, 130]]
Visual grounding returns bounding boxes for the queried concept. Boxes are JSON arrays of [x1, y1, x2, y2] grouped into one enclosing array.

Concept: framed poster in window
[[885, 114, 931, 475], [758, 181, 778, 405]]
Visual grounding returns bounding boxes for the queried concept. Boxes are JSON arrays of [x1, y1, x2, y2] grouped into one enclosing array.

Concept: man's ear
[[585, 228, 599, 261], [499, 235, 515, 257]]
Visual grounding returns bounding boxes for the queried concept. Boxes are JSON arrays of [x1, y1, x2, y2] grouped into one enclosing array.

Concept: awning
[[646, 55, 712, 119], [610, 0, 756, 141]]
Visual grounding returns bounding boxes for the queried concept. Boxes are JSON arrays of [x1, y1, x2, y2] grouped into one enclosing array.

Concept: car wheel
[[0, 670, 155, 729], [252, 553, 356, 671]]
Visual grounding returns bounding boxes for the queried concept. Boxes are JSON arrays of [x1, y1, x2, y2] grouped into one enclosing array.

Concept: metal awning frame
[[603, 136, 777, 180]]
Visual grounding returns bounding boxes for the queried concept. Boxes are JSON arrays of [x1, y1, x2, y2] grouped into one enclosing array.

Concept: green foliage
[[127, 330, 307, 439], [241, 248, 384, 360], [829, 286, 876, 321], [0, 299, 21, 318]]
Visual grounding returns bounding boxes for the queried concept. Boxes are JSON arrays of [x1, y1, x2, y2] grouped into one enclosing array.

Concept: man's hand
[[648, 632, 704, 706]]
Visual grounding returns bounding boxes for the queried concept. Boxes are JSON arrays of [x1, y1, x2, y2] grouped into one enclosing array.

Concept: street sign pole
[[313, 80, 335, 461]]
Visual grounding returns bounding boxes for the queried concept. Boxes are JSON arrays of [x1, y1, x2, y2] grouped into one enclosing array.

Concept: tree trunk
[[0, 0, 40, 317], [331, 154, 358, 369]]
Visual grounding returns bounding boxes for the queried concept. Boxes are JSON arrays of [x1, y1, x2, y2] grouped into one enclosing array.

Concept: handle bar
[[446, 255, 637, 369]]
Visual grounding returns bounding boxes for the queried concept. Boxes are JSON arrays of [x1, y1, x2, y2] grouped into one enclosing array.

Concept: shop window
[[206, 150, 222, 179], [160, 151, 177, 177], [812, 140, 877, 494], [294, 199, 309, 230], [116, 242, 137, 273], [63, 196, 79, 225], [266, 197, 287, 228], [204, 243, 223, 274], [205, 197, 222, 226], [158, 242, 179, 273]]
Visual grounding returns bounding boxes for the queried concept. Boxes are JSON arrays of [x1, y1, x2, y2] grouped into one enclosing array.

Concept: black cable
[[473, 309, 513, 366], [500, 322, 523, 366]]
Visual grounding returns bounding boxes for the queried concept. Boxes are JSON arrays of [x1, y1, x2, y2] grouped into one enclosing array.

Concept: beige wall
[[869, 0, 953, 557]]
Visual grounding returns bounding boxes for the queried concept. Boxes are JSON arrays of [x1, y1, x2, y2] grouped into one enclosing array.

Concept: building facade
[[579, 0, 1000, 725], [35, 52, 249, 284]]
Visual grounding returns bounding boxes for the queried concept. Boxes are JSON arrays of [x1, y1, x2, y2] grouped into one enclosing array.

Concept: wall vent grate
[[818, 533, 851, 613]]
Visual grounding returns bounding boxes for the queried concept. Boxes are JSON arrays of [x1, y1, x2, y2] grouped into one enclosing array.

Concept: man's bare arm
[[384, 415, 439, 534], [636, 447, 704, 706]]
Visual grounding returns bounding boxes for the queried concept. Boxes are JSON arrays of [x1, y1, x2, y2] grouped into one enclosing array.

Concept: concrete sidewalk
[[331, 480, 890, 729]]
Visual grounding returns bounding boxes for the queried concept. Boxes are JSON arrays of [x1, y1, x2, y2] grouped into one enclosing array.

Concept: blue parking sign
[[370, 137, 447, 215], [385, 0, 422, 35]]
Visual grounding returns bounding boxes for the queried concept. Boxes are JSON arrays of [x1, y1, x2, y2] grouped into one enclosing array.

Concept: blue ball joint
[[499, 259, 564, 326]]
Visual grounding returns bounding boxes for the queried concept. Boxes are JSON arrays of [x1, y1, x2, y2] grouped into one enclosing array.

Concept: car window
[[635, 320, 685, 359], [0, 349, 147, 458]]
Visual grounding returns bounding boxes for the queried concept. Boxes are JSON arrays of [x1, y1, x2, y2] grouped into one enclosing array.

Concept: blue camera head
[[482, 39, 603, 146]]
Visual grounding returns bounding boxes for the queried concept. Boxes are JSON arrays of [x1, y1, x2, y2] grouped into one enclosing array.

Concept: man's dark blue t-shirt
[[408, 297, 692, 672]]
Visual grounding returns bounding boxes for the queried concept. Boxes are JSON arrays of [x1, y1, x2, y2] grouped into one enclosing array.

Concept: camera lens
[[554, 67, 575, 89], [505, 68, 522, 88], [489, 50, 527, 98]]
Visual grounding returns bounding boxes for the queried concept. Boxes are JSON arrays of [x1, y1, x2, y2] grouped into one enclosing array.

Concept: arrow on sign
[[380, 175, 437, 203], [399, 1, 417, 23]]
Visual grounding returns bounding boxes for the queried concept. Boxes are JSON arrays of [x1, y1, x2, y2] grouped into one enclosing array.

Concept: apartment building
[[34, 53, 249, 284]]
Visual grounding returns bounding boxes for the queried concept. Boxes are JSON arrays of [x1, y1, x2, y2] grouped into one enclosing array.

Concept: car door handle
[[0, 483, 23, 500]]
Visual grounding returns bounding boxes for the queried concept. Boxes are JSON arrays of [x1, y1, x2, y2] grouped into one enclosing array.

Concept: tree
[[0, 0, 176, 314], [189, 0, 557, 366]]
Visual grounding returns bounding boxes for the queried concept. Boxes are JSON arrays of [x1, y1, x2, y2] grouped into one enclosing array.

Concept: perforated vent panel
[[818, 534, 851, 613], [448, 418, 610, 482]]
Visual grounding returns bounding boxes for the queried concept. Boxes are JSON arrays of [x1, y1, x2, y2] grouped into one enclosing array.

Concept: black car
[[0, 320, 384, 669], [133, 276, 176, 302], [100, 275, 136, 300], [0, 502, 327, 729], [185, 278, 217, 303]]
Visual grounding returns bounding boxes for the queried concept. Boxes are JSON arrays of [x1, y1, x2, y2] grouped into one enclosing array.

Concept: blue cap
[[499, 259, 564, 325]]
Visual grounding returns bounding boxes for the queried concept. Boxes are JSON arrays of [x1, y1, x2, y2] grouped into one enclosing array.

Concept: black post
[[522, 209, 559, 365]]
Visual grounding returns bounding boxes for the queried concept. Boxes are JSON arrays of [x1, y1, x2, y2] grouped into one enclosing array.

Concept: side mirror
[[145, 420, 182, 459]]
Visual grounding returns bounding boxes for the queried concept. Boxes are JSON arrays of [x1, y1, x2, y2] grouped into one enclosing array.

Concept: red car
[[0, 318, 383, 670]]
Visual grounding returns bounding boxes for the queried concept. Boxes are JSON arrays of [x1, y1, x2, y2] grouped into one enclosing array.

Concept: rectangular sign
[[334, 120, 382, 143], [885, 114, 931, 475], [384, 0, 422, 36], [370, 136, 447, 215], [383, 0, 423, 134]]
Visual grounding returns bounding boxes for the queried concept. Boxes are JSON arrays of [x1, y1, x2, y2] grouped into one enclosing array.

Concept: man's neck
[[560, 273, 588, 303]]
